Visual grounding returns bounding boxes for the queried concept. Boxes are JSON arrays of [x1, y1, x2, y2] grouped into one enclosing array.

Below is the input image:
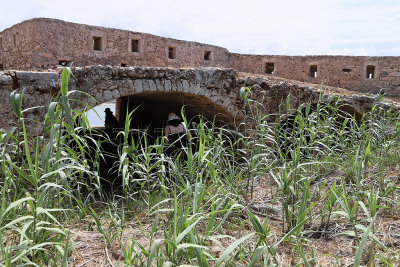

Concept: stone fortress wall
[[1, 18, 400, 99], [230, 54, 400, 97], [0, 18, 230, 70]]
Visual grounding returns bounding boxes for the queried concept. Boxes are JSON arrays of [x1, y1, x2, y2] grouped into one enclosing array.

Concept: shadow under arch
[[115, 91, 236, 137], [76, 91, 238, 190], [338, 103, 363, 122]]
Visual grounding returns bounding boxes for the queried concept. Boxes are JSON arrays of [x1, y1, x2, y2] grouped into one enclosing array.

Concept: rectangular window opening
[[131, 39, 140, 52], [309, 65, 318, 78], [121, 63, 127, 67], [93, 36, 102, 51], [265, 62, 275, 74], [0, 64, 3, 71], [366, 65, 375, 79], [58, 60, 70, 66], [204, 51, 212, 61], [342, 68, 351, 73], [13, 34, 16, 47], [0, 37, 2, 50], [168, 46, 176, 59]]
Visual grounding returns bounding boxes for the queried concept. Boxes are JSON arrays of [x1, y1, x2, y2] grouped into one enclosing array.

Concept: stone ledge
[[15, 71, 58, 82]]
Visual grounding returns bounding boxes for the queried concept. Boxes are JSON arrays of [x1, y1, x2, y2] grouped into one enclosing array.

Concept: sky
[[1, 0, 400, 56]]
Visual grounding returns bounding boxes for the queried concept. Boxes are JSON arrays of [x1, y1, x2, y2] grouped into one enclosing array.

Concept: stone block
[[204, 90, 212, 99], [194, 72, 202, 82], [381, 67, 392, 72], [229, 92, 237, 98], [118, 86, 128, 97], [148, 80, 157, 91], [133, 79, 143, 93], [126, 67, 136, 77], [0, 75, 13, 85], [155, 79, 164, 91], [382, 77, 396, 82], [182, 80, 190, 93], [95, 92, 103, 102], [111, 89, 119, 99], [194, 84, 202, 94], [117, 68, 127, 77], [172, 82, 178, 91], [164, 80, 172, 91], [103, 90, 113, 101], [216, 99, 224, 105], [176, 81, 183, 92], [142, 80, 150, 91], [189, 82, 196, 94], [122, 79, 134, 90], [222, 99, 231, 107], [352, 95, 375, 103], [157, 71, 165, 78], [227, 105, 235, 112], [388, 72, 400, 77], [16, 71, 58, 82]]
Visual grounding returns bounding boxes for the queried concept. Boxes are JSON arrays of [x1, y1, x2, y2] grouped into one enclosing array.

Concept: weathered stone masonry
[[0, 18, 229, 71], [0, 66, 396, 135], [0, 67, 240, 135], [230, 54, 400, 98], [1, 18, 400, 99]]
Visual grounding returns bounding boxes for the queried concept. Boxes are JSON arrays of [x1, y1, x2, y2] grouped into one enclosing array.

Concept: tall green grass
[[0, 70, 399, 266]]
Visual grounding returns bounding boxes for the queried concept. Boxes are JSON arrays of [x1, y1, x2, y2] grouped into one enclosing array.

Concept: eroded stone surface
[[0, 66, 398, 135]]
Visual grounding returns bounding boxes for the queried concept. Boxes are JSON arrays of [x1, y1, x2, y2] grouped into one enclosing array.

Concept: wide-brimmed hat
[[168, 112, 180, 122]]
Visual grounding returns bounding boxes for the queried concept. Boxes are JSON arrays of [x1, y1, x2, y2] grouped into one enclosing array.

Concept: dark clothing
[[105, 108, 120, 130], [165, 124, 188, 156]]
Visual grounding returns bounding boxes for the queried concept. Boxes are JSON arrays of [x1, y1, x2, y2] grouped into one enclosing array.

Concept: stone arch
[[337, 103, 363, 121], [309, 96, 364, 122], [74, 66, 241, 132]]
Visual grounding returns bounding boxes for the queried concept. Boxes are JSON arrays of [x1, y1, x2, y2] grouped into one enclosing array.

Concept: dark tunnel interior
[[81, 92, 236, 190], [114, 92, 235, 139]]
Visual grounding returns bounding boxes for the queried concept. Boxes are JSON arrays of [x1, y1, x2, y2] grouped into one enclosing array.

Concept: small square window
[[366, 65, 375, 79], [93, 36, 102, 51], [265, 62, 275, 74], [309, 65, 317, 78], [204, 51, 212, 61], [131, 39, 140, 52], [168, 46, 176, 59]]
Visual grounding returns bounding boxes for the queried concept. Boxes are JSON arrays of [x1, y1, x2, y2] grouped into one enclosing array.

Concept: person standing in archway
[[164, 112, 190, 156], [104, 107, 120, 130]]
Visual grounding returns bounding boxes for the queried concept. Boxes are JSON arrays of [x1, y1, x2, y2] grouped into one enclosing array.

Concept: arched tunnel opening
[[81, 91, 237, 191], [114, 91, 235, 140]]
